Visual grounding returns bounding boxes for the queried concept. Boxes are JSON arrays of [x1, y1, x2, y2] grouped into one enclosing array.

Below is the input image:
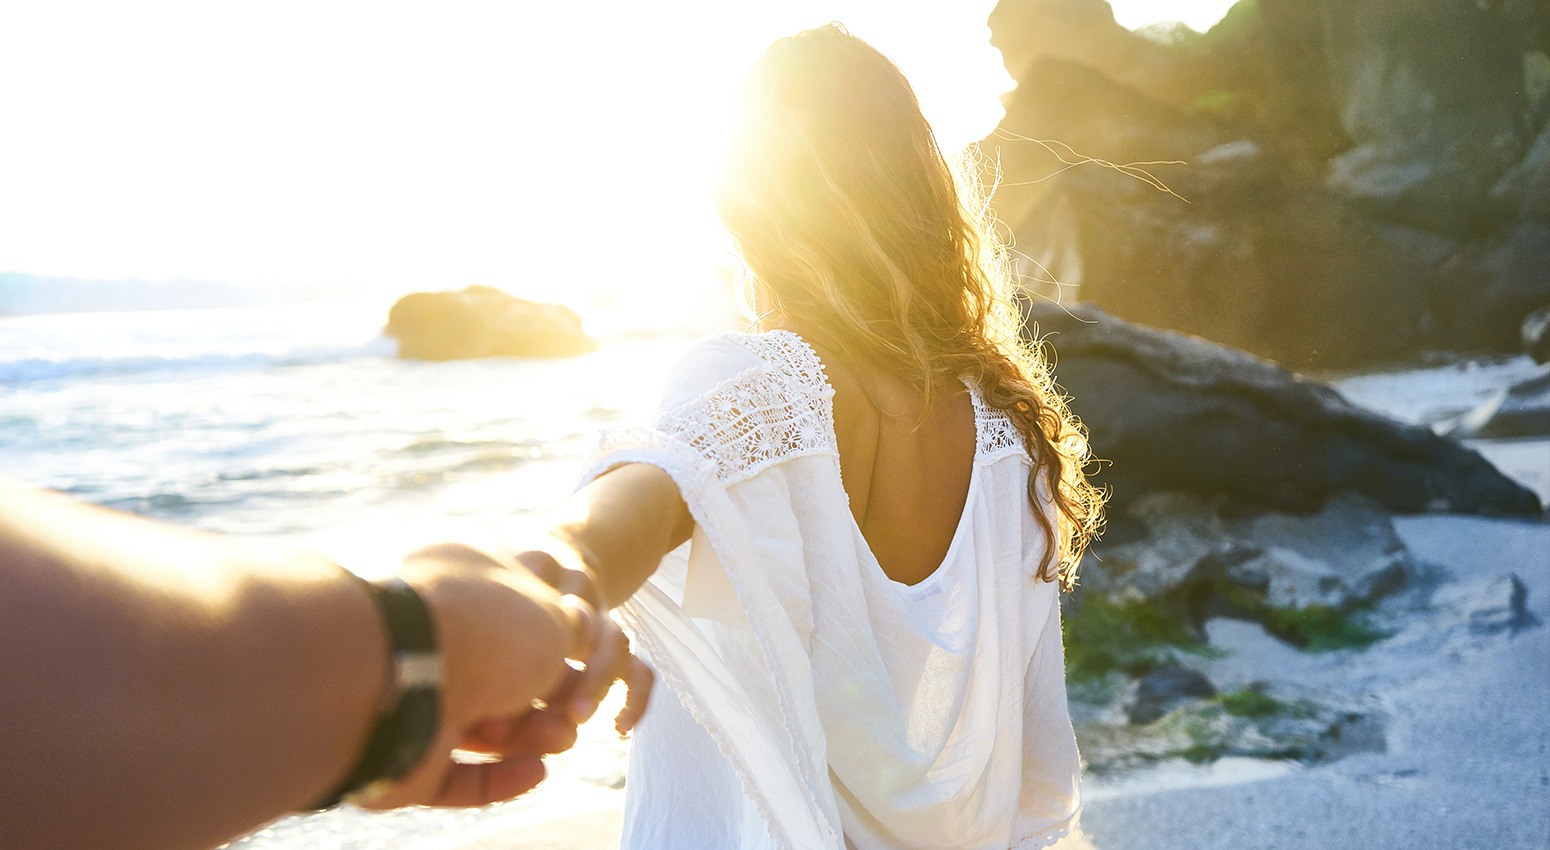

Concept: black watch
[[310, 575, 443, 809]]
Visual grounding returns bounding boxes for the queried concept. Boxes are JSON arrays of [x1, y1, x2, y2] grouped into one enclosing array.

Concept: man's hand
[[357, 542, 646, 809]]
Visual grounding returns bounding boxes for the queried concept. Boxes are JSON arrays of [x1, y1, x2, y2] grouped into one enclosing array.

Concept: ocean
[[0, 298, 708, 556], [0, 296, 708, 847], [3, 297, 1543, 848]]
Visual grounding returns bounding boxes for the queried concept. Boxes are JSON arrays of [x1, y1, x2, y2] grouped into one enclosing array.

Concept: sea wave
[[0, 338, 395, 386]]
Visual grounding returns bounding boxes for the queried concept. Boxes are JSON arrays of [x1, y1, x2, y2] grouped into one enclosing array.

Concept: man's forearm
[[0, 483, 384, 850]]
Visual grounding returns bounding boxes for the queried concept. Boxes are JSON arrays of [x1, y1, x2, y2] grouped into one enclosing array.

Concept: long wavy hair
[[713, 24, 1103, 589]]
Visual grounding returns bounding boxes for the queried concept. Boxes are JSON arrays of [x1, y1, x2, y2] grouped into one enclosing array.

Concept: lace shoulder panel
[[966, 381, 1029, 462], [652, 329, 1028, 481], [652, 330, 837, 485]]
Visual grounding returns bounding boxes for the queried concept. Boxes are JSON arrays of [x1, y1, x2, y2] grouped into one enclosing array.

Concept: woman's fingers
[[512, 546, 606, 610], [614, 655, 654, 735], [565, 623, 632, 725], [556, 593, 599, 665]]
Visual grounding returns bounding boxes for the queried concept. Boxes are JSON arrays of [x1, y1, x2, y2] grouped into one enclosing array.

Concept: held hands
[[358, 542, 652, 809]]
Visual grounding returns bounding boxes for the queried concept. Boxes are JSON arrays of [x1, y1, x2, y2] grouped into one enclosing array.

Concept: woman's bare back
[[814, 347, 977, 586]]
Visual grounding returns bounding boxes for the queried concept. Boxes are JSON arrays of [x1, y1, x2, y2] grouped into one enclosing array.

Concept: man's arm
[[0, 480, 612, 850]]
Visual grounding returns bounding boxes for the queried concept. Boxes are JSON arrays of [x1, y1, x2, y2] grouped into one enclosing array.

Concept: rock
[[984, 0, 1550, 366], [1526, 306, 1550, 364], [1227, 495, 1411, 607], [1318, 0, 1537, 236], [1079, 493, 1229, 600], [1440, 366, 1550, 439], [987, 0, 1197, 110], [385, 286, 597, 361], [1027, 301, 1544, 517], [1077, 690, 1385, 772], [1436, 573, 1537, 636], [987, 52, 1453, 367], [1435, 223, 1550, 353], [1083, 493, 1414, 642], [1128, 665, 1216, 724], [1494, 119, 1550, 225], [1229, 548, 1352, 611]]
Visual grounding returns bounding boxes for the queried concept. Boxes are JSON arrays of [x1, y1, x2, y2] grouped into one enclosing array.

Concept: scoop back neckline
[[755, 328, 990, 593]]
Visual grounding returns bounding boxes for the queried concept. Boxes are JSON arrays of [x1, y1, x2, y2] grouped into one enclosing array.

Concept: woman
[[525, 24, 1103, 850]]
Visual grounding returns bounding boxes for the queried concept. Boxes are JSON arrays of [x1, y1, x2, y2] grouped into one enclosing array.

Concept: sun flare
[[0, 1, 1026, 331]]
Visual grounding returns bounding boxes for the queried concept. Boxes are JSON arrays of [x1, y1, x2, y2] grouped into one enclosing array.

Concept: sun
[[0, 1, 1024, 332]]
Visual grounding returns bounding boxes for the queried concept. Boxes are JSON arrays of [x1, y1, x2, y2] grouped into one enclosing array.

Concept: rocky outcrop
[[1077, 491, 1415, 637], [385, 286, 598, 361], [986, 0, 1550, 367], [1028, 301, 1544, 517], [1079, 686, 1385, 774]]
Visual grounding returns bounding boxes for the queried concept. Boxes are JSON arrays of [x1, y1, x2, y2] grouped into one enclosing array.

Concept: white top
[[580, 330, 1083, 850]]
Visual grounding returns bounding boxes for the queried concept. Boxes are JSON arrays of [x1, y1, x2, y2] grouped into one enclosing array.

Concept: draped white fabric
[[580, 330, 1083, 850]]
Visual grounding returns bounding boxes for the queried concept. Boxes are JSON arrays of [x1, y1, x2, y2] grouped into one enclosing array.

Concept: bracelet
[[309, 574, 443, 809]]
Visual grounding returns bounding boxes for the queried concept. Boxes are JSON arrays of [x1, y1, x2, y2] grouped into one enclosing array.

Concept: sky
[[0, 1, 1236, 314]]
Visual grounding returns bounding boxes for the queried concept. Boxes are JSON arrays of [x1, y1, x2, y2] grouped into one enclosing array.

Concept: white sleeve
[[656, 334, 764, 413]]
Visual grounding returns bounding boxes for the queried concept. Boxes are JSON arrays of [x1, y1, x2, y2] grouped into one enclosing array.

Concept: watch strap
[[309, 574, 443, 809]]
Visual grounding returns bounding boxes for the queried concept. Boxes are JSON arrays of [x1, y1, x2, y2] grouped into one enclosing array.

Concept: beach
[[1081, 509, 1550, 848], [4, 303, 1545, 849]]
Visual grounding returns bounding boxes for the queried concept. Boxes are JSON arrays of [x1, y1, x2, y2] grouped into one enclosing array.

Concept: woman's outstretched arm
[[509, 463, 693, 729], [0, 479, 615, 850], [538, 463, 695, 608]]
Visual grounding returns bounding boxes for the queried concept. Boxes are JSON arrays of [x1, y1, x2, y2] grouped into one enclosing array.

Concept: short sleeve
[[657, 334, 765, 413]]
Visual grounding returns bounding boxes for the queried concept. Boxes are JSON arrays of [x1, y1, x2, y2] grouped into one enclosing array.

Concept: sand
[[1081, 509, 1550, 849]]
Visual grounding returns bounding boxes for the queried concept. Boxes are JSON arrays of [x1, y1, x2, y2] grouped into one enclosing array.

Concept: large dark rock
[[385, 286, 598, 361], [985, 0, 1550, 367], [1316, 0, 1542, 236], [1028, 301, 1543, 517]]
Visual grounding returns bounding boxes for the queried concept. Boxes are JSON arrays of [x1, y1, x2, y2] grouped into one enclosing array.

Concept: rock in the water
[[1441, 366, 1550, 439], [1128, 665, 1217, 724], [1524, 306, 1550, 364], [1437, 573, 1537, 636], [385, 286, 598, 361], [1028, 301, 1543, 517]]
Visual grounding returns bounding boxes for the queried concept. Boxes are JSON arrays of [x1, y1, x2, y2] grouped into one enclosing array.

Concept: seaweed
[[1260, 604, 1392, 652], [1063, 594, 1217, 682]]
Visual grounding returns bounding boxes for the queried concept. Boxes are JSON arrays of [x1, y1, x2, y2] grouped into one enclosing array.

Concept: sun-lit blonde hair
[[714, 24, 1103, 589]]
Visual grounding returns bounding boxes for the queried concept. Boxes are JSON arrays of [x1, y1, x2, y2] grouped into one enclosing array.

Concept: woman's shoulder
[[652, 329, 838, 484], [659, 329, 830, 412], [657, 333, 767, 411]]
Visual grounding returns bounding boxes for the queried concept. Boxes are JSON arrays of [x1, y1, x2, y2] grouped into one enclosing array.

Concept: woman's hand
[[510, 544, 654, 737]]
